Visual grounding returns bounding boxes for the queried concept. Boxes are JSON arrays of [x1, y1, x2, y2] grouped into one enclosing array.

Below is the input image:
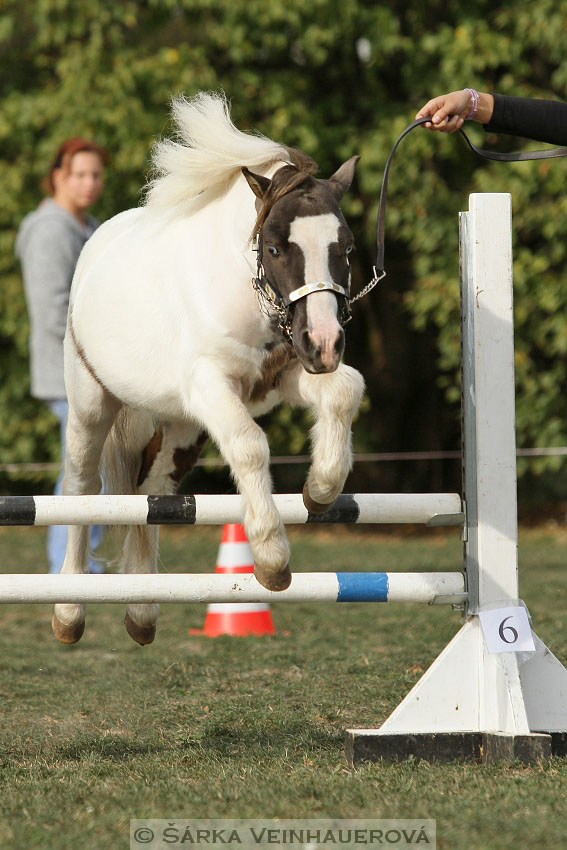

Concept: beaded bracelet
[[465, 88, 479, 120]]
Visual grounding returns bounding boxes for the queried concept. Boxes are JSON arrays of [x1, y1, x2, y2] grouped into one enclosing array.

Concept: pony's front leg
[[279, 362, 365, 513], [190, 369, 290, 591]]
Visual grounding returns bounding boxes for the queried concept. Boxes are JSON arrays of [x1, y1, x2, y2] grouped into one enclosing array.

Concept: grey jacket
[[15, 199, 99, 400]]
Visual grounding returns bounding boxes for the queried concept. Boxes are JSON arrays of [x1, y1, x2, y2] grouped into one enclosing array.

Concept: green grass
[[0, 524, 566, 849]]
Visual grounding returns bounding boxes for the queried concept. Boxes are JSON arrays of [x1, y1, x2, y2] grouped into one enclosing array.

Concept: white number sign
[[479, 606, 536, 654]]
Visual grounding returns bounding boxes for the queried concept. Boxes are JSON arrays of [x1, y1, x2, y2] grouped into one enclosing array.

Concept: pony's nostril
[[301, 329, 316, 354], [335, 329, 345, 355]]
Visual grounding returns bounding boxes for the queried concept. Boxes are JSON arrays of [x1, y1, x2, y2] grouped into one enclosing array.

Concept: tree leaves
[[1, 0, 565, 492]]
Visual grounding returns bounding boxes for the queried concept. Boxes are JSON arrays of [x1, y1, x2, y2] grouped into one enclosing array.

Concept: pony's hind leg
[[279, 362, 364, 513], [121, 420, 206, 645], [120, 525, 160, 646], [52, 352, 120, 643]]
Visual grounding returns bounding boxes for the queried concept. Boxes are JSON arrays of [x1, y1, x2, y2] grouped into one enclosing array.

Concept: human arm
[[415, 89, 567, 146], [415, 89, 494, 133], [486, 95, 567, 146]]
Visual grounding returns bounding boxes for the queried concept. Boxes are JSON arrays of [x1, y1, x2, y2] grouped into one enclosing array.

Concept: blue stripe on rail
[[336, 572, 389, 602]]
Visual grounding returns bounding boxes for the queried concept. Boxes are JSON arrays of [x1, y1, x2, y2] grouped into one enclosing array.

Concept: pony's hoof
[[302, 482, 336, 515], [125, 613, 156, 646], [254, 563, 292, 592], [52, 613, 85, 645]]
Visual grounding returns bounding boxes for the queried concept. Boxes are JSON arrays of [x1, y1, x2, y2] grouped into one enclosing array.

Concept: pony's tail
[[101, 407, 156, 559], [101, 407, 155, 497]]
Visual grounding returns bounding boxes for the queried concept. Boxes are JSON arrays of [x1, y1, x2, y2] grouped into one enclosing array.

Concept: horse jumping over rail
[[53, 92, 365, 645]]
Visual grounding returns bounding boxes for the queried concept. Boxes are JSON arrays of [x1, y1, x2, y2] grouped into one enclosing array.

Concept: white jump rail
[[0, 572, 465, 605], [0, 492, 464, 527]]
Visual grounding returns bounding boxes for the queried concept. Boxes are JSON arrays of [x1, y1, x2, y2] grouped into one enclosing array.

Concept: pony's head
[[243, 156, 359, 374]]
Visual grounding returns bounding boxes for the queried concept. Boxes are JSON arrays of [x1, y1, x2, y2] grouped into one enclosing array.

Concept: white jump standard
[[345, 193, 567, 765]]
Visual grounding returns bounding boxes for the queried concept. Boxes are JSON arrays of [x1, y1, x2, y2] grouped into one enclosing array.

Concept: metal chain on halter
[[349, 267, 386, 305], [252, 237, 294, 340], [252, 278, 294, 340]]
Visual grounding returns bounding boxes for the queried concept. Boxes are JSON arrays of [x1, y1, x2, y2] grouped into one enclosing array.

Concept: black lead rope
[[374, 115, 567, 278]]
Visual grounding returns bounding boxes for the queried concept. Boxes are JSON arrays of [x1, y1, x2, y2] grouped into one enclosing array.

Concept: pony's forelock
[[250, 157, 319, 242]]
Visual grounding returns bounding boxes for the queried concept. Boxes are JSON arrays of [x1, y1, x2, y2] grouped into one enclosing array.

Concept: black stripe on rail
[[147, 495, 197, 524], [0, 493, 360, 526], [0, 496, 36, 525], [306, 494, 360, 524]]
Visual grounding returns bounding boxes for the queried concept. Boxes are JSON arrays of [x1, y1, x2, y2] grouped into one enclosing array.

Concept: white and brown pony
[[54, 92, 364, 645]]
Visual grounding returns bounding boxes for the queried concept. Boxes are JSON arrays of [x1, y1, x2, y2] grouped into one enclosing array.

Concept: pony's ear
[[242, 167, 271, 199], [327, 155, 360, 200]]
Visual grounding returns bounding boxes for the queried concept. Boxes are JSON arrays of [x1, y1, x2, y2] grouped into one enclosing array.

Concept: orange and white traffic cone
[[189, 523, 276, 637]]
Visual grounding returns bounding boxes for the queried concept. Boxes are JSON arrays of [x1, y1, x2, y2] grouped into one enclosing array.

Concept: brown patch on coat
[[244, 343, 297, 403], [171, 431, 208, 484], [137, 425, 164, 487]]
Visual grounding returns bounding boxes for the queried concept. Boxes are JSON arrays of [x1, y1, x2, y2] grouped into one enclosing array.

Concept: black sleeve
[[485, 94, 567, 146]]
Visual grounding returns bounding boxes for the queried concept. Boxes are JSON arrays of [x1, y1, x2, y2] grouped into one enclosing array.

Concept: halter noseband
[[252, 234, 352, 341]]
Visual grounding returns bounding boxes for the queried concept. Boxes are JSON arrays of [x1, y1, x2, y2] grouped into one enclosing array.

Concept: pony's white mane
[[145, 92, 291, 212]]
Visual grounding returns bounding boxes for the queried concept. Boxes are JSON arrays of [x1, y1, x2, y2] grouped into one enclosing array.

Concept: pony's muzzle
[[297, 325, 345, 373]]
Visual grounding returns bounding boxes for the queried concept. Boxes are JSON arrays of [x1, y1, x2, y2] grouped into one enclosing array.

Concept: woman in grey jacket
[[16, 137, 108, 573]]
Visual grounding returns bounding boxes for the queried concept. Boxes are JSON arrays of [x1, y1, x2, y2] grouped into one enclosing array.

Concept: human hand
[[415, 90, 473, 133]]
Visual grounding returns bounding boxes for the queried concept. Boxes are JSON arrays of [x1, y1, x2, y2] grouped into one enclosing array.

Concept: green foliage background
[[0, 0, 566, 496]]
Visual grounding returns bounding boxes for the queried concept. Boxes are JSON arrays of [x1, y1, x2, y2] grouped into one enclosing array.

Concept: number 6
[[498, 615, 519, 644]]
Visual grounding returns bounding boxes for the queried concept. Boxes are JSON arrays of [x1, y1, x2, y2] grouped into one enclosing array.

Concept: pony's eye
[[267, 245, 279, 257], [346, 244, 354, 255]]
